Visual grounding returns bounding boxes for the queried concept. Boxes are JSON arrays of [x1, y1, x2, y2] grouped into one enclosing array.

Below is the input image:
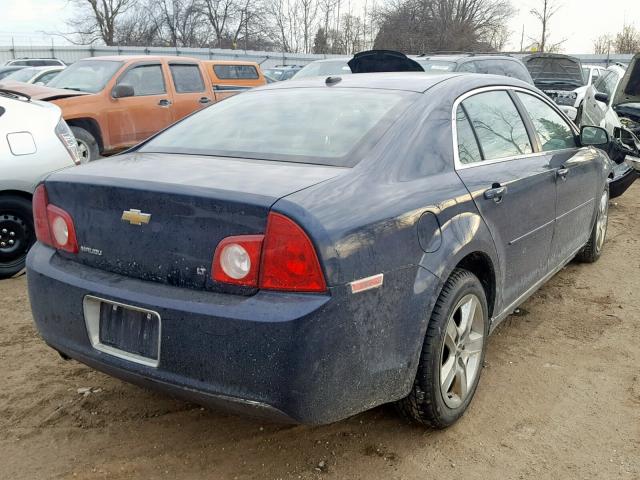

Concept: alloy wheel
[[440, 293, 485, 409], [595, 190, 609, 253]]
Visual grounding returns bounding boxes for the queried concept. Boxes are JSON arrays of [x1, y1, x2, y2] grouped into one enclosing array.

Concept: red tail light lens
[[33, 184, 52, 246], [32, 184, 78, 253], [212, 235, 264, 286], [211, 213, 327, 293], [260, 213, 327, 293]]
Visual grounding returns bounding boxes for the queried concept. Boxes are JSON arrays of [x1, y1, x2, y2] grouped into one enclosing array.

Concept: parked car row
[[5, 57, 267, 162]]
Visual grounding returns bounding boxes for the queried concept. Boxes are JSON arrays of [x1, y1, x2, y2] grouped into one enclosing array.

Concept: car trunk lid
[[44, 152, 344, 290]]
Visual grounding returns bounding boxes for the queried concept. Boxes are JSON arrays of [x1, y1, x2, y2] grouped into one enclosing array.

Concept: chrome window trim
[[83, 295, 161, 368], [452, 85, 580, 171]]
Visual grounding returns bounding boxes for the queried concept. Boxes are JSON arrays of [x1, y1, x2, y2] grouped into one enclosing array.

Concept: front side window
[[461, 90, 532, 160], [213, 64, 259, 80], [456, 106, 482, 164], [117, 64, 165, 96], [170, 64, 205, 93], [140, 88, 414, 166], [36, 70, 60, 84], [594, 71, 618, 98], [516, 93, 576, 151]]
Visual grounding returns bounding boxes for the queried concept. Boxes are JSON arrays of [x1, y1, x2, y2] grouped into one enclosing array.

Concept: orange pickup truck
[[3, 56, 217, 162]]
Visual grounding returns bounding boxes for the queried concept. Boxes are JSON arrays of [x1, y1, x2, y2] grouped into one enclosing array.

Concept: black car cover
[[347, 50, 425, 74]]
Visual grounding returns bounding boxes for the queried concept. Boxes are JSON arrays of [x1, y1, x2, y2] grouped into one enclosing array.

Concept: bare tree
[[374, 0, 515, 53], [613, 24, 640, 54], [593, 34, 612, 55], [65, 0, 136, 45], [529, 0, 564, 53], [201, 0, 238, 47]]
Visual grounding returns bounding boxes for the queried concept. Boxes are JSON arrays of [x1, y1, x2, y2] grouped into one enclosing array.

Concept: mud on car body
[[28, 72, 612, 427]]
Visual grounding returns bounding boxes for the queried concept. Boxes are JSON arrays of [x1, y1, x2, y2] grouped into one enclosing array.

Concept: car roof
[[304, 57, 351, 64], [257, 71, 530, 93], [202, 60, 260, 67], [417, 54, 516, 62], [81, 55, 200, 63]]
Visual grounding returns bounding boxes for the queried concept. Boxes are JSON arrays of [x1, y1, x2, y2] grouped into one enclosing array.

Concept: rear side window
[[140, 88, 414, 166], [516, 93, 576, 151], [170, 64, 205, 93], [461, 91, 532, 160], [117, 64, 166, 96], [455, 106, 482, 164], [594, 71, 618, 98], [213, 64, 259, 80]]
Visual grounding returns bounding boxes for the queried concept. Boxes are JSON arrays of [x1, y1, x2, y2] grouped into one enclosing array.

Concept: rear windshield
[[140, 88, 414, 166], [4, 67, 38, 82], [213, 64, 259, 80], [417, 60, 457, 72], [294, 60, 352, 79]]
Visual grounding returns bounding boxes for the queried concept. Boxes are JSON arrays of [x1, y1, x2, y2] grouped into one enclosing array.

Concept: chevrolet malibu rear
[[30, 73, 606, 427]]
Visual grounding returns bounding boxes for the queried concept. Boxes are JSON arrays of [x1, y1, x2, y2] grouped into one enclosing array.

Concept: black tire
[[0, 195, 35, 279], [71, 126, 99, 162], [396, 268, 489, 429], [576, 187, 609, 263]]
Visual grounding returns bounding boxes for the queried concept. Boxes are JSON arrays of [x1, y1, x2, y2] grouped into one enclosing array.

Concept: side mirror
[[580, 125, 609, 147], [112, 84, 134, 98], [594, 92, 609, 103]]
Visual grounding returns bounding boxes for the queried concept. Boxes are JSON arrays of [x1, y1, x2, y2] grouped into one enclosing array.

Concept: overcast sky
[[1, 0, 640, 53]]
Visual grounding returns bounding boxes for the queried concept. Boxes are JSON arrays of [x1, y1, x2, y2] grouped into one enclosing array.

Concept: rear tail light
[[212, 235, 263, 286], [33, 184, 79, 253], [211, 212, 327, 293], [260, 213, 327, 292]]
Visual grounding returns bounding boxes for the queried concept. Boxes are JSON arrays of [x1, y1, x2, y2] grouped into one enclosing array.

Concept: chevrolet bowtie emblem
[[121, 209, 151, 226]]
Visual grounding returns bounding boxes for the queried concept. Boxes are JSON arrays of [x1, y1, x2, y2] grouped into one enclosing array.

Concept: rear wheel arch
[[455, 252, 497, 319], [0, 189, 33, 203]]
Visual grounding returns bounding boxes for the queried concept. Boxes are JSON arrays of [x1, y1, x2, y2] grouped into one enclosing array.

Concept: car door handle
[[484, 185, 507, 202], [199, 97, 212, 104], [158, 99, 172, 107], [557, 167, 569, 180]]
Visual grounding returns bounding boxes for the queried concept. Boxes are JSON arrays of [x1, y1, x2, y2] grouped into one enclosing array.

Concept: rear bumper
[[27, 244, 440, 424]]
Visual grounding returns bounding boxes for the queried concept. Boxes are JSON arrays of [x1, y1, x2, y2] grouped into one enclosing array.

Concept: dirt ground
[[1, 184, 639, 480]]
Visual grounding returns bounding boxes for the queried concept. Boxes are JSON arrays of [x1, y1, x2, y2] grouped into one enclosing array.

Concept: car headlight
[[55, 118, 81, 165]]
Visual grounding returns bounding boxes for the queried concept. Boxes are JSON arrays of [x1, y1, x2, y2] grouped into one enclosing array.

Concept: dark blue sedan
[[28, 72, 612, 427]]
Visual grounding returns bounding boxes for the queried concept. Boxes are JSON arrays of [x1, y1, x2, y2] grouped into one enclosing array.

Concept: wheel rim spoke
[[440, 293, 485, 409], [441, 355, 456, 391]]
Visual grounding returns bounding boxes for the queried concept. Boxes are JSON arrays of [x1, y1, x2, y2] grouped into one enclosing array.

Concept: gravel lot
[[1, 183, 639, 480]]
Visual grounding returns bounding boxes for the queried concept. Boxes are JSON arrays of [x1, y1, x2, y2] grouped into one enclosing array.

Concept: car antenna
[[325, 76, 342, 86]]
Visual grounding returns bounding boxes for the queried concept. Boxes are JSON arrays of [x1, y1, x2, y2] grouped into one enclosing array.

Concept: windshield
[[5, 67, 38, 82], [294, 60, 352, 79], [416, 60, 457, 72], [48, 60, 123, 93], [140, 88, 413, 166]]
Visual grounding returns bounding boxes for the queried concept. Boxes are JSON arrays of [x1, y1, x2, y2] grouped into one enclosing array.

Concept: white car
[[0, 89, 80, 278], [5, 58, 66, 67], [573, 64, 608, 118], [0, 66, 65, 85], [581, 63, 630, 134]]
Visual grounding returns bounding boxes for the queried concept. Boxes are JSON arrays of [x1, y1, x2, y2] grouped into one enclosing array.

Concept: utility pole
[[520, 24, 525, 52]]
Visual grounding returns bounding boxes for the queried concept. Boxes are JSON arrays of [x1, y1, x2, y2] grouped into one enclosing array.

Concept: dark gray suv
[[415, 53, 534, 85]]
